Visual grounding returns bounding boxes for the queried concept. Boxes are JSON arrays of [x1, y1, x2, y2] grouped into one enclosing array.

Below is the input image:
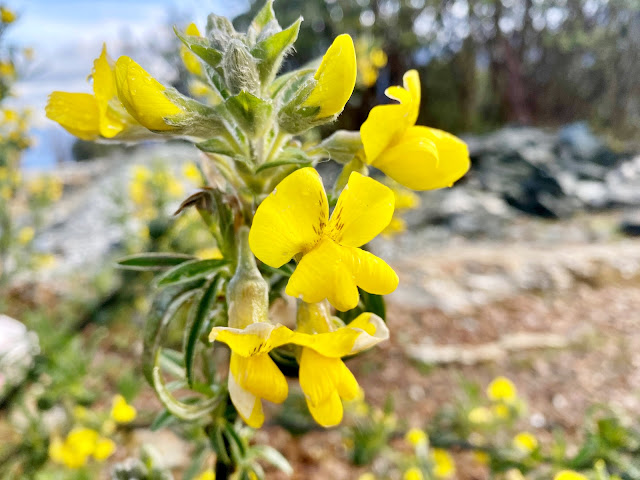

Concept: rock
[[619, 212, 640, 237], [0, 315, 40, 401]]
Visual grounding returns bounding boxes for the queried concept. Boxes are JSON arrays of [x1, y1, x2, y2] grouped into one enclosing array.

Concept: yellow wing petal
[[423, 126, 470, 188], [302, 34, 356, 117], [45, 92, 100, 140], [350, 247, 399, 296], [346, 312, 390, 354], [360, 102, 409, 164], [402, 69, 421, 127], [93, 45, 125, 138], [228, 362, 264, 428], [249, 167, 328, 268], [115, 56, 182, 131], [181, 23, 204, 77], [370, 126, 441, 190], [286, 238, 360, 312], [327, 172, 394, 248], [299, 348, 359, 426], [230, 352, 288, 404]]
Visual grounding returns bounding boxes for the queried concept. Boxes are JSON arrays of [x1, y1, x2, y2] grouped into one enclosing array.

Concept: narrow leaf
[[252, 17, 302, 83], [116, 252, 195, 271], [174, 27, 223, 67], [255, 147, 312, 173], [155, 259, 229, 287]]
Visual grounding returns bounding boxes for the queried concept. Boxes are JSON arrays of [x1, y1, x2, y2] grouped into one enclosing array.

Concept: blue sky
[[5, 0, 250, 167]]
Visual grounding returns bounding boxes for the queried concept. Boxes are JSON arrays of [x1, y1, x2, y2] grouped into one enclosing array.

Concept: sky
[[5, 0, 250, 167]]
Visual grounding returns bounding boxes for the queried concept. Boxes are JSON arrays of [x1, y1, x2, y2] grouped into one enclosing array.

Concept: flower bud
[[222, 40, 260, 95], [227, 226, 269, 328]]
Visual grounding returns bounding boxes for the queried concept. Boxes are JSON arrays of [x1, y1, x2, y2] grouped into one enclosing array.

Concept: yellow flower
[[129, 180, 147, 205], [0, 6, 16, 23], [360, 70, 470, 191], [249, 167, 398, 311], [110, 394, 137, 423], [403, 467, 424, 480], [183, 162, 202, 183], [468, 406, 493, 424], [0, 61, 14, 76], [181, 23, 204, 76], [132, 165, 151, 182], [513, 431, 538, 453], [492, 403, 511, 419], [51, 428, 99, 469], [92, 437, 116, 461], [3, 108, 17, 123], [209, 322, 296, 428], [17, 226, 34, 245], [293, 310, 389, 427], [358, 474, 376, 480], [46, 46, 138, 140], [405, 428, 428, 447], [196, 247, 223, 260], [432, 449, 456, 479], [554, 470, 588, 480], [115, 56, 182, 131], [195, 471, 216, 480], [487, 376, 518, 404], [473, 451, 490, 466], [302, 34, 356, 118]]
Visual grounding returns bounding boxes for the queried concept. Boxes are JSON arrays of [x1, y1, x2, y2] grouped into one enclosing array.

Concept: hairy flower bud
[[222, 40, 260, 95]]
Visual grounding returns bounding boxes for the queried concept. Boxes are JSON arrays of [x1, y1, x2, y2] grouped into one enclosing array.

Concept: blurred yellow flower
[[92, 437, 116, 461], [487, 376, 518, 404], [405, 428, 428, 447], [183, 162, 202, 183], [554, 470, 588, 480], [110, 394, 137, 424], [473, 451, 490, 465], [17, 226, 34, 245], [0, 61, 14, 76], [49, 428, 98, 469], [196, 247, 223, 260], [358, 474, 376, 480], [432, 449, 455, 479], [0, 6, 16, 23], [468, 406, 493, 424], [492, 403, 511, 419], [403, 467, 424, 480], [195, 471, 216, 480], [513, 431, 538, 453], [181, 23, 204, 76]]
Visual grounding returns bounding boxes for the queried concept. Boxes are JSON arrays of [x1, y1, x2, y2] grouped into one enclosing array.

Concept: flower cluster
[[46, 1, 470, 440]]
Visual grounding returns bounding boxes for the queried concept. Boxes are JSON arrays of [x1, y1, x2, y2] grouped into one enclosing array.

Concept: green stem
[[264, 130, 288, 165]]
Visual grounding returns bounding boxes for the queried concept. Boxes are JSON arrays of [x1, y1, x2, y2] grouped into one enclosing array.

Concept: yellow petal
[[230, 352, 288, 404], [228, 366, 264, 428], [302, 34, 356, 117], [209, 323, 295, 356], [422, 126, 470, 188], [287, 238, 398, 311], [93, 437, 116, 461], [370, 127, 441, 191], [487, 376, 518, 404], [249, 167, 327, 267], [93, 45, 125, 138], [286, 237, 359, 311], [45, 92, 100, 140], [554, 471, 588, 480], [110, 394, 137, 423], [181, 23, 204, 76], [115, 56, 182, 131], [293, 312, 389, 357], [401, 69, 421, 126], [299, 348, 359, 426], [327, 172, 394, 247], [360, 102, 408, 164]]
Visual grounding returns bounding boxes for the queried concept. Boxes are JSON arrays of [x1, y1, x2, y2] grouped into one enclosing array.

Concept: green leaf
[[313, 130, 363, 164], [143, 283, 203, 384], [174, 27, 222, 67], [206, 14, 237, 50], [255, 147, 312, 173], [250, 445, 293, 475], [252, 17, 302, 84], [196, 137, 238, 157], [269, 68, 314, 102], [225, 91, 273, 139], [252, 0, 277, 31], [184, 277, 224, 387], [150, 409, 176, 431], [155, 259, 229, 287], [116, 253, 195, 271]]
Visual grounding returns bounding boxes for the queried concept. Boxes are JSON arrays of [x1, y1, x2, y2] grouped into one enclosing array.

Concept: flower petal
[[93, 45, 125, 138], [350, 247, 399, 296], [327, 172, 394, 248], [249, 167, 328, 267], [181, 23, 204, 77], [228, 365, 264, 428], [299, 348, 359, 426], [286, 238, 359, 311], [209, 323, 295, 356], [402, 69, 421, 126], [45, 92, 100, 140], [302, 34, 356, 118], [115, 56, 182, 131], [230, 352, 288, 405], [423, 126, 470, 188], [370, 126, 441, 191], [360, 102, 408, 164]]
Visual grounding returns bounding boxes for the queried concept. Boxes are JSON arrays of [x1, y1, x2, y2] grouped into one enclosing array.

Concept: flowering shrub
[[45, 2, 469, 477]]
